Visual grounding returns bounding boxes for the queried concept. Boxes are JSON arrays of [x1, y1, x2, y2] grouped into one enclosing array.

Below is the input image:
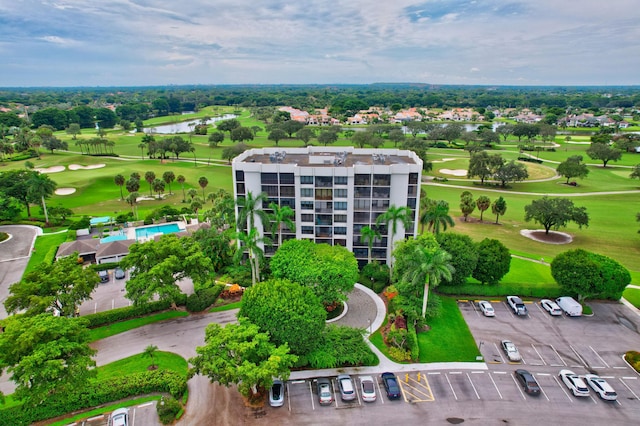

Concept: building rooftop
[[236, 147, 420, 167]]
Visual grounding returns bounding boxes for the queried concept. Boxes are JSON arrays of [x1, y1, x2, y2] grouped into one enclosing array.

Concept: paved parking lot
[[81, 400, 160, 425]]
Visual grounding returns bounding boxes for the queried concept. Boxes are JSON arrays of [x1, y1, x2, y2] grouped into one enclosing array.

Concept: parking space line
[[613, 366, 628, 369], [570, 345, 588, 368], [623, 376, 638, 380], [493, 342, 505, 363], [590, 395, 598, 404], [503, 301, 516, 318], [427, 372, 440, 375], [619, 378, 640, 400], [331, 379, 338, 408], [532, 374, 550, 401], [554, 376, 573, 402], [550, 344, 567, 367], [537, 373, 550, 376], [466, 373, 481, 399], [307, 381, 314, 410], [376, 379, 385, 404], [470, 300, 481, 317], [488, 373, 503, 399], [494, 371, 507, 374], [590, 346, 610, 368], [510, 373, 527, 400], [531, 344, 546, 366], [400, 374, 435, 403], [138, 402, 153, 408], [445, 374, 458, 400]]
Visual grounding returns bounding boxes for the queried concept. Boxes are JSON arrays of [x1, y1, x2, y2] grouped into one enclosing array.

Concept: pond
[[145, 114, 238, 134]]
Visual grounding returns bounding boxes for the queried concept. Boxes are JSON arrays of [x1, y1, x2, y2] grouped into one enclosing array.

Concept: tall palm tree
[[27, 172, 56, 223], [126, 192, 139, 219], [402, 246, 454, 318], [376, 205, 412, 275], [476, 195, 491, 222], [144, 171, 155, 196], [198, 176, 208, 198], [144, 344, 159, 370], [268, 202, 295, 247], [152, 178, 165, 199], [177, 175, 186, 202], [163, 171, 175, 195], [424, 200, 455, 234], [236, 191, 270, 231], [234, 227, 269, 286], [138, 142, 146, 159], [114, 174, 125, 201], [360, 225, 381, 264]]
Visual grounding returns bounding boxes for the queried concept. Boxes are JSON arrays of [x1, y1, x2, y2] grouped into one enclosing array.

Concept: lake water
[[145, 114, 238, 134]]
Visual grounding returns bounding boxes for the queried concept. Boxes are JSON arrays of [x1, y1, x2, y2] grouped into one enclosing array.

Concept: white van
[[556, 296, 582, 317]]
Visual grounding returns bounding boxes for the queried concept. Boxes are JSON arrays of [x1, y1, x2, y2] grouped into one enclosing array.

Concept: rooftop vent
[[269, 151, 287, 163]]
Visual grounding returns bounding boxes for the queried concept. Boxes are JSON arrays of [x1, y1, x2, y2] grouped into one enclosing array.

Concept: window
[[354, 248, 368, 258], [334, 176, 348, 185], [280, 186, 295, 197], [315, 226, 332, 237], [301, 188, 314, 197], [371, 199, 390, 211], [407, 198, 417, 209], [302, 226, 314, 235], [409, 173, 419, 184], [315, 176, 333, 187], [355, 187, 371, 198], [334, 239, 347, 247], [407, 185, 417, 196], [261, 173, 278, 184], [316, 215, 333, 225], [281, 198, 295, 208], [373, 174, 390, 186], [315, 201, 332, 213], [355, 174, 371, 185], [235, 170, 245, 181], [334, 201, 347, 210], [301, 214, 314, 222], [353, 212, 370, 223], [280, 173, 294, 184], [334, 227, 347, 235], [262, 185, 278, 196], [301, 175, 314, 184], [334, 214, 347, 223], [354, 199, 370, 210], [236, 182, 245, 195], [315, 188, 333, 200], [301, 201, 313, 210], [372, 187, 390, 198], [334, 188, 348, 198]]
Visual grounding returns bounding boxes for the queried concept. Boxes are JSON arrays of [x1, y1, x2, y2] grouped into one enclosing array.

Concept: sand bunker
[[520, 229, 573, 245], [440, 168, 467, 176], [432, 158, 457, 163], [68, 164, 106, 170], [35, 165, 65, 173], [55, 188, 77, 196]]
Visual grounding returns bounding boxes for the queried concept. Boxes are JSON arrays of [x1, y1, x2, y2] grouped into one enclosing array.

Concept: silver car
[[585, 374, 617, 401], [269, 379, 285, 407], [540, 299, 562, 316], [359, 375, 377, 402], [501, 340, 522, 362], [316, 378, 333, 405], [109, 408, 129, 426], [337, 374, 356, 401], [559, 369, 589, 397], [478, 300, 495, 317]]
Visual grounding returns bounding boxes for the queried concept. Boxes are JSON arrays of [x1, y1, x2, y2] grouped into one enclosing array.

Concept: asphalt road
[[0, 225, 40, 319]]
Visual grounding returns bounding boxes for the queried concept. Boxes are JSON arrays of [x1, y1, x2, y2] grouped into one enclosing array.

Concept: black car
[[381, 372, 401, 399], [114, 267, 126, 280], [98, 270, 109, 283], [514, 369, 541, 396]]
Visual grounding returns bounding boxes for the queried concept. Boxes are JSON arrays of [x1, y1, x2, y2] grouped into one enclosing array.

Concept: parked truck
[[556, 296, 583, 317], [507, 295, 528, 316]]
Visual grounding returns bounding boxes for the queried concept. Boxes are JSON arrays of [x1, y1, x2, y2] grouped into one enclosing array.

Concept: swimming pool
[[135, 223, 181, 240]]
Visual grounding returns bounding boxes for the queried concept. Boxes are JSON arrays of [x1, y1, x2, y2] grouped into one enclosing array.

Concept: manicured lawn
[[209, 300, 242, 312], [88, 311, 189, 341], [96, 351, 188, 380], [24, 231, 69, 274], [623, 287, 640, 309], [417, 296, 481, 363], [46, 396, 161, 426]]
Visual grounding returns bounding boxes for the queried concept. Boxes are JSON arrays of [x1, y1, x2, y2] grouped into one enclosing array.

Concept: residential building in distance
[[232, 147, 422, 266]]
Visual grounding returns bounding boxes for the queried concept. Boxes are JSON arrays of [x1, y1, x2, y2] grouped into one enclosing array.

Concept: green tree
[[436, 233, 479, 286], [28, 172, 57, 223], [126, 177, 140, 194], [192, 226, 235, 272], [267, 128, 287, 146], [234, 227, 269, 286], [125, 192, 139, 218], [144, 171, 156, 196], [66, 123, 81, 140], [468, 151, 503, 184], [472, 238, 511, 285], [551, 249, 631, 302], [270, 239, 359, 307], [296, 127, 314, 145], [476, 195, 491, 221], [198, 176, 209, 198], [121, 234, 213, 306], [236, 191, 269, 231], [0, 314, 96, 405], [388, 128, 406, 147], [496, 124, 514, 142], [586, 142, 622, 167], [5, 253, 100, 317], [152, 178, 165, 198], [189, 319, 297, 403], [114, 174, 125, 200], [317, 129, 338, 146], [177, 174, 186, 202], [459, 191, 475, 222], [240, 278, 326, 355], [403, 245, 453, 318], [524, 196, 589, 234], [360, 225, 381, 264], [268, 202, 295, 247], [494, 160, 528, 187], [230, 126, 254, 143], [144, 344, 159, 369], [557, 155, 589, 184], [208, 131, 225, 147], [163, 171, 175, 195], [631, 164, 640, 180], [216, 118, 241, 136], [491, 196, 507, 224], [423, 200, 454, 234]]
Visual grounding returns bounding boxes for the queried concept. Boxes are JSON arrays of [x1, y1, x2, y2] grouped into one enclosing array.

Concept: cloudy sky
[[1, 0, 639, 87]]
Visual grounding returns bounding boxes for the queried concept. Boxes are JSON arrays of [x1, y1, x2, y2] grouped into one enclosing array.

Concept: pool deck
[[125, 221, 187, 242]]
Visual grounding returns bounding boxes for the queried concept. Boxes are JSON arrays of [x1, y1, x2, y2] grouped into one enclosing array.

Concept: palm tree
[[187, 188, 198, 201], [198, 176, 208, 198], [152, 178, 165, 199], [376, 205, 412, 275], [114, 174, 125, 201], [402, 246, 454, 318], [144, 171, 155, 196], [492, 196, 507, 224], [268, 202, 295, 247], [144, 344, 159, 370], [163, 171, 175, 195], [424, 200, 454, 234], [126, 178, 140, 194], [27, 172, 56, 223], [236, 191, 270, 231], [177, 174, 186, 202], [126, 192, 139, 219], [234, 227, 269, 286], [138, 142, 146, 159], [476, 195, 491, 221], [360, 225, 381, 264]]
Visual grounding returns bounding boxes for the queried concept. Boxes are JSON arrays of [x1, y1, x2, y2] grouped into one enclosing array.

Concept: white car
[[109, 408, 129, 426], [559, 369, 590, 397], [585, 374, 618, 401], [478, 301, 495, 317], [540, 299, 562, 316], [501, 340, 522, 362], [359, 375, 377, 402]]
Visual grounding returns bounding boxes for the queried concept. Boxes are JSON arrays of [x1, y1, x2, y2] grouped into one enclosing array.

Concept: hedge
[[185, 285, 224, 312], [83, 296, 187, 328], [0, 370, 186, 426], [437, 284, 563, 299], [406, 323, 419, 360]]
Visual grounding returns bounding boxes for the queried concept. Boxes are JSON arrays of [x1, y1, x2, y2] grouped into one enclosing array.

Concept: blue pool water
[[135, 223, 181, 239]]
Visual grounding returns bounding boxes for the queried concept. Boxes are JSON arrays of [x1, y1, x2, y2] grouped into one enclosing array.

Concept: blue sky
[[1, 0, 639, 87]]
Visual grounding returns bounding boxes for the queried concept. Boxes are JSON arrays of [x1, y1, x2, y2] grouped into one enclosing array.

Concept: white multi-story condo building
[[232, 147, 422, 266]]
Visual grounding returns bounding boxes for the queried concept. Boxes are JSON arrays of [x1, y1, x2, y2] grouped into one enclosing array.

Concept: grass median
[[88, 311, 189, 341]]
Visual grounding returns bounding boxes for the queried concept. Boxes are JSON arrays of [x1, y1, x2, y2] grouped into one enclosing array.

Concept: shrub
[[359, 262, 390, 293], [625, 351, 640, 372], [0, 232, 9, 242], [388, 346, 412, 362], [83, 298, 186, 328], [90, 262, 122, 272], [157, 396, 183, 425], [43, 245, 58, 265], [304, 325, 377, 369], [186, 285, 224, 312], [69, 216, 91, 230], [406, 324, 419, 360]]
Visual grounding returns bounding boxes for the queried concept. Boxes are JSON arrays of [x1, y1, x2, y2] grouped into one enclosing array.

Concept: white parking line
[[493, 342, 506, 363], [510, 373, 526, 400], [445, 373, 458, 400], [138, 402, 153, 408], [466, 373, 480, 399], [569, 345, 588, 368], [623, 376, 638, 380], [494, 371, 507, 374], [308, 381, 314, 410], [488, 373, 503, 399], [619, 378, 640, 400], [537, 373, 550, 376], [376, 379, 385, 404], [531, 373, 550, 401], [554, 376, 573, 402], [470, 301, 481, 317], [550, 344, 567, 367], [427, 372, 440, 375], [590, 346, 610, 368], [531, 344, 546, 366]]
